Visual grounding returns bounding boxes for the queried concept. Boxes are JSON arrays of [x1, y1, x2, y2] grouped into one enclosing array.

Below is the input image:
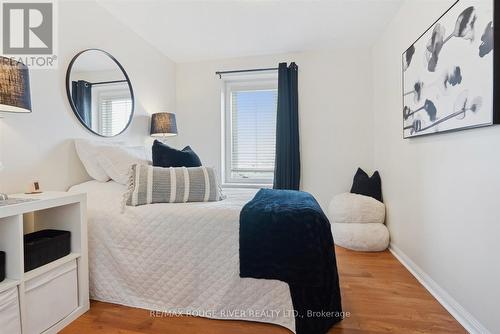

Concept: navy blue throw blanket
[[239, 189, 342, 334]]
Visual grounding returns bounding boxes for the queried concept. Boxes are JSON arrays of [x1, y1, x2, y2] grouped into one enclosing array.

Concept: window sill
[[222, 183, 272, 189]]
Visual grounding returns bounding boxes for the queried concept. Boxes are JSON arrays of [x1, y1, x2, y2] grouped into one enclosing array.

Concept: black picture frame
[[402, 0, 499, 139], [65, 48, 135, 138]]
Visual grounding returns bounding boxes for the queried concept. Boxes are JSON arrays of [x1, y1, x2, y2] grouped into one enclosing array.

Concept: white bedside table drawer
[[25, 260, 78, 334]]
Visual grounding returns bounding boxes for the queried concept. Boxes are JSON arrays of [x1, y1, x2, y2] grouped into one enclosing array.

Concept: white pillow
[[74, 139, 122, 182], [97, 146, 150, 184], [328, 193, 385, 224]]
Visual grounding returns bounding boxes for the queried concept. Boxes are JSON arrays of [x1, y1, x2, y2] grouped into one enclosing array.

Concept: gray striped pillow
[[126, 164, 225, 206]]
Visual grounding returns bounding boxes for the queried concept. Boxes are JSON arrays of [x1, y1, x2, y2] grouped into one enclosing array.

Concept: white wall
[[372, 1, 500, 332], [175, 50, 374, 208], [0, 0, 176, 194]]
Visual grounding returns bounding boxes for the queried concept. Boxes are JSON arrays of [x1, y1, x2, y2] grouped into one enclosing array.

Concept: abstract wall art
[[403, 0, 498, 138]]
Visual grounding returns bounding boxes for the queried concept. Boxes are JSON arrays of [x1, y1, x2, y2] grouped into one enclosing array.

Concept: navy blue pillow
[[152, 140, 202, 168], [350, 168, 383, 203]]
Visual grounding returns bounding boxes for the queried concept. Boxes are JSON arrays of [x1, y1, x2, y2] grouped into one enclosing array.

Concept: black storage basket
[[24, 229, 71, 272], [0, 251, 5, 282]]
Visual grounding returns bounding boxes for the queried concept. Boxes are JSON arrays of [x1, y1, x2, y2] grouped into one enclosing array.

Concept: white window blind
[[98, 96, 132, 136], [225, 79, 278, 184]]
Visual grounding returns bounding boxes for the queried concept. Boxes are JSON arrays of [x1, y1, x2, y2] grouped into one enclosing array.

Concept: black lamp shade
[[150, 112, 178, 137], [0, 57, 32, 113]]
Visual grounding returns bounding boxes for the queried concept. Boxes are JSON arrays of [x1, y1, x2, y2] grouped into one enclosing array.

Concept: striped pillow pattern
[[126, 164, 224, 206]]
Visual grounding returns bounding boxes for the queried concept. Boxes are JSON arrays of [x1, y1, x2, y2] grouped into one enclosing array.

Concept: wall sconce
[[0, 57, 32, 113]]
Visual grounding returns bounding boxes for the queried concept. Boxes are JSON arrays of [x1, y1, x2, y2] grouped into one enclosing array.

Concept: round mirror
[[66, 49, 134, 137]]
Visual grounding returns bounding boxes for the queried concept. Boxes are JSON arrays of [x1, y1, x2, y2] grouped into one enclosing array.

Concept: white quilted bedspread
[[70, 181, 295, 332]]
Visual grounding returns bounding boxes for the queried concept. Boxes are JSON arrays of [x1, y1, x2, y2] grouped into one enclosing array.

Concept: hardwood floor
[[62, 247, 465, 334]]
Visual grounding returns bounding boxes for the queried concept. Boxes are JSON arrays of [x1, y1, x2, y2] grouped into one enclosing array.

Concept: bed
[[69, 181, 295, 332]]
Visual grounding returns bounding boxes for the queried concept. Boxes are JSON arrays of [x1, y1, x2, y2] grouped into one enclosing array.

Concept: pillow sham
[[350, 168, 383, 203], [126, 164, 224, 206], [97, 146, 150, 185], [74, 139, 123, 182], [152, 140, 202, 168]]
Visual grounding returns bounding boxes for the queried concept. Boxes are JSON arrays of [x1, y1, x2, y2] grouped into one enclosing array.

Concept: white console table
[[0, 192, 89, 334]]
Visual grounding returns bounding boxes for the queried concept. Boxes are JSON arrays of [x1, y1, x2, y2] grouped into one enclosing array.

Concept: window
[[91, 82, 132, 136], [98, 95, 132, 136], [224, 78, 278, 185]]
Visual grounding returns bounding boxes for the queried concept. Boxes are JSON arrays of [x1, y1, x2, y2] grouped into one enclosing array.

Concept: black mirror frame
[[65, 48, 135, 137]]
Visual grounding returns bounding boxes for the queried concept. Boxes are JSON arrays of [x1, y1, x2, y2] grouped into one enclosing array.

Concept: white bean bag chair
[[328, 193, 389, 251], [328, 193, 385, 224], [332, 223, 389, 252]]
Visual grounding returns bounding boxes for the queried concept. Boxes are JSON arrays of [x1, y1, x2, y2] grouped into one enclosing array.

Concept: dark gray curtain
[[71, 80, 92, 124], [273, 62, 300, 190]]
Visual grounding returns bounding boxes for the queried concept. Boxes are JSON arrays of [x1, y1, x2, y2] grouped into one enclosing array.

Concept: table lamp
[[150, 112, 178, 139]]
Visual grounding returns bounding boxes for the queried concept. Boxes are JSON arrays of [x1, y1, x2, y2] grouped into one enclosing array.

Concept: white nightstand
[[0, 191, 89, 334]]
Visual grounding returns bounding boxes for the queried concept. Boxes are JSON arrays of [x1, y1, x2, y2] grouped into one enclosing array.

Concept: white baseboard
[[389, 243, 490, 334]]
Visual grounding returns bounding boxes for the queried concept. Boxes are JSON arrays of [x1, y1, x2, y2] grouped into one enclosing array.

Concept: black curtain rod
[[90, 79, 128, 86], [215, 67, 278, 79]]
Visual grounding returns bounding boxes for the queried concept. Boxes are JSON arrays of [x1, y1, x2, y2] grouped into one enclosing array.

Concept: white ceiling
[[97, 0, 404, 63]]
